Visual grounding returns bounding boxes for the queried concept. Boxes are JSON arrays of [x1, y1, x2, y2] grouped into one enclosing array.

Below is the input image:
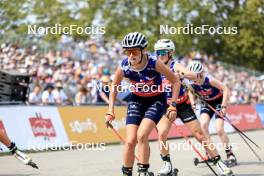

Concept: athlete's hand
[[220, 106, 227, 116], [165, 105, 177, 122], [105, 111, 115, 128], [192, 104, 197, 111]]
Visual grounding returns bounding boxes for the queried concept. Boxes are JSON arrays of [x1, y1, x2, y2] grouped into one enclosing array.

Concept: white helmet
[[154, 39, 175, 51], [188, 61, 204, 73], [122, 32, 148, 49]]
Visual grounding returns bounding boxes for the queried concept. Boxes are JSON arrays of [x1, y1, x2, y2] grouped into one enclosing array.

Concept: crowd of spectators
[[0, 36, 263, 105]]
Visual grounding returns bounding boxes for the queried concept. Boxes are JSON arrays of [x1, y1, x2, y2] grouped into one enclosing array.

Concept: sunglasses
[[123, 49, 141, 56], [156, 50, 169, 56]]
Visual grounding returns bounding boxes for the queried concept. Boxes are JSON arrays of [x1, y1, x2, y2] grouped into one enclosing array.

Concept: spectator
[[28, 84, 42, 105], [52, 81, 70, 105], [75, 86, 88, 106], [42, 84, 55, 105], [0, 40, 263, 105]]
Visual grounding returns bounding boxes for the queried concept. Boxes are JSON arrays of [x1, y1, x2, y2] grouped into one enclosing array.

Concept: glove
[[105, 112, 115, 128], [165, 105, 177, 122]]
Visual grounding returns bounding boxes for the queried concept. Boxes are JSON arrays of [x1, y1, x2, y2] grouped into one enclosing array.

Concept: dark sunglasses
[[156, 50, 169, 56]]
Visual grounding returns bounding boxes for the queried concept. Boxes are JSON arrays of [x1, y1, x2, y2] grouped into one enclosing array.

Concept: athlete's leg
[[156, 116, 174, 175], [215, 118, 229, 148], [0, 130, 38, 168], [215, 117, 236, 165], [137, 118, 156, 164], [123, 124, 139, 167], [200, 113, 211, 141], [156, 116, 172, 156], [185, 119, 218, 158], [0, 130, 12, 147]]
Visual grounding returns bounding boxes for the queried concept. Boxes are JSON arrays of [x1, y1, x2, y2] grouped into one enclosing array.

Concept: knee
[[158, 129, 168, 142], [216, 128, 225, 137], [125, 138, 137, 150], [201, 122, 209, 130], [137, 133, 148, 144]]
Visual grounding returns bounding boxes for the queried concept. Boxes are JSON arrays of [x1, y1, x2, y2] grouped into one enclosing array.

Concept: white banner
[[0, 106, 69, 152]]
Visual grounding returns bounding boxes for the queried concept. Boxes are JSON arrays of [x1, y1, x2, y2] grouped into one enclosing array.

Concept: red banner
[[227, 105, 263, 131], [29, 113, 57, 138]]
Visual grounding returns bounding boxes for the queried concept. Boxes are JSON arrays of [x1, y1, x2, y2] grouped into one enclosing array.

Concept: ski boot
[[213, 155, 234, 176], [157, 161, 178, 176], [9, 142, 39, 169], [137, 163, 154, 176], [225, 154, 237, 167], [122, 166, 132, 176], [224, 148, 238, 167]]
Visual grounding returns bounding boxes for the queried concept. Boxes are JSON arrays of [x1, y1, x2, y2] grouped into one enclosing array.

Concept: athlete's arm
[[108, 67, 124, 114], [209, 78, 230, 107], [174, 63, 197, 81], [188, 86, 196, 105], [156, 59, 180, 101], [99, 91, 110, 104]]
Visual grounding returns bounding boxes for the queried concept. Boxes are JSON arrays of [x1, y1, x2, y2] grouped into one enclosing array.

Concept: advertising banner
[[226, 105, 262, 131], [58, 106, 127, 144], [0, 106, 69, 152]]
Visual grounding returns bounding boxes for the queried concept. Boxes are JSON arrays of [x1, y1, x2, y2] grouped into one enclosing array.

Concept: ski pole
[[106, 122, 140, 161]]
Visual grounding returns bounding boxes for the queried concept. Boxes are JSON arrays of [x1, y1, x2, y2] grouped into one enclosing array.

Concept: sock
[[8, 142, 17, 154], [225, 146, 234, 157], [161, 154, 171, 162], [137, 163, 149, 173]]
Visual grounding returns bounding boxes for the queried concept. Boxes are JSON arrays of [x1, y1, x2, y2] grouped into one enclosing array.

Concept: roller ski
[[224, 148, 238, 167], [9, 142, 39, 169], [215, 157, 235, 176], [137, 163, 154, 176], [193, 157, 214, 166]]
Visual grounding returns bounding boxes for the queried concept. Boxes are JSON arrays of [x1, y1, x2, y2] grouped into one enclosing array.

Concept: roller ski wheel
[[194, 157, 199, 166], [157, 168, 178, 176], [27, 160, 39, 169], [193, 157, 213, 166]]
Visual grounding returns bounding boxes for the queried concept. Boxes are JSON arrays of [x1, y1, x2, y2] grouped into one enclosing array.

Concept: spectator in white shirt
[[53, 81, 69, 105], [28, 84, 42, 104], [42, 83, 55, 105]]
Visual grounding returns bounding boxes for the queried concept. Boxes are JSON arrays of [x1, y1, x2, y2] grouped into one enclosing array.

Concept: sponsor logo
[[29, 113, 57, 140], [69, 118, 97, 134]]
